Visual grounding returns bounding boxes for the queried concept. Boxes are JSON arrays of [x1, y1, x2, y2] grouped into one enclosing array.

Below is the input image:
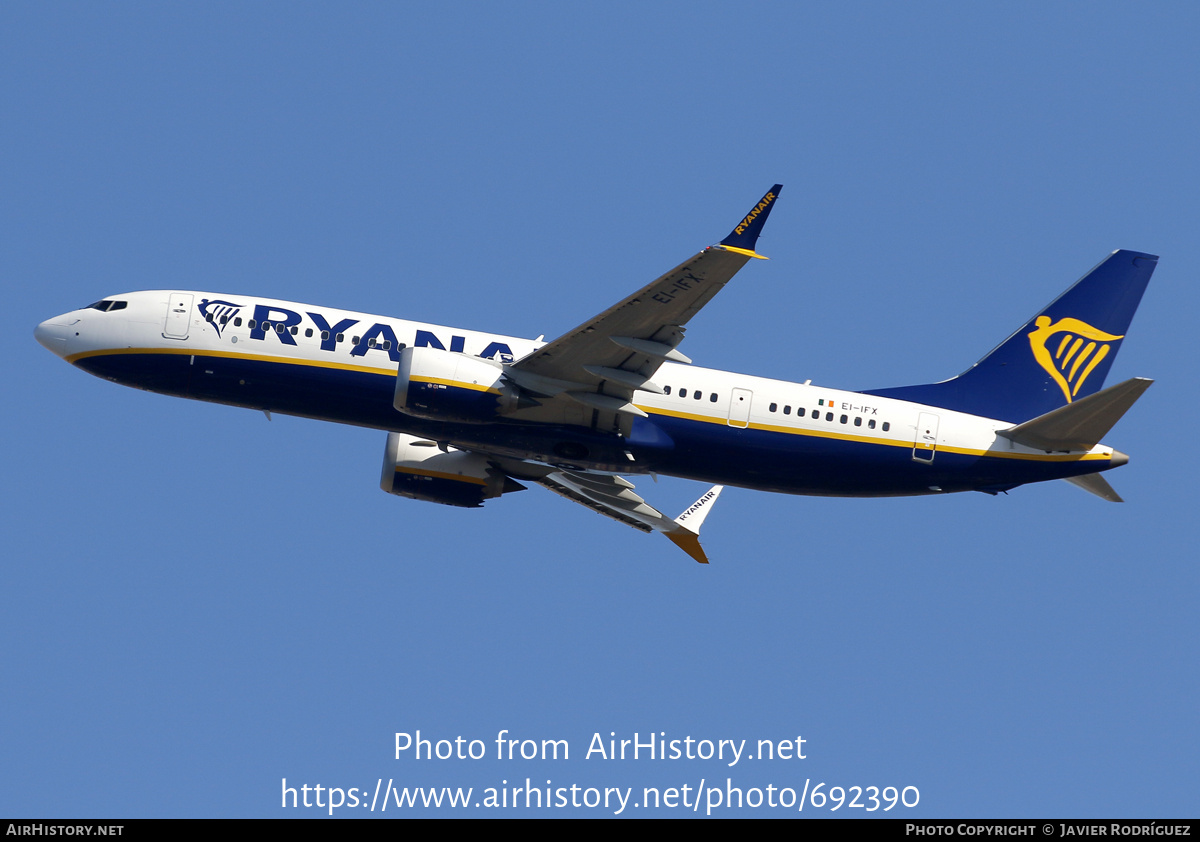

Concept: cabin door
[[913, 412, 939, 463], [728, 388, 753, 428], [163, 293, 193, 340]]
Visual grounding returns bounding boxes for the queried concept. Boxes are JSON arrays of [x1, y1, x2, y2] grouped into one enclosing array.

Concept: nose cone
[[34, 317, 69, 358], [1110, 449, 1129, 468]]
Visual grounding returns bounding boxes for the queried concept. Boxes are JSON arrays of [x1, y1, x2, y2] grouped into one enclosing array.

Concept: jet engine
[[379, 432, 525, 508], [394, 346, 532, 423]]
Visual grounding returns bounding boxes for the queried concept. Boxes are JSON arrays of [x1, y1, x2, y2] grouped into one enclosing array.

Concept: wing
[[517, 463, 724, 563], [539, 473, 724, 564], [502, 185, 782, 435]]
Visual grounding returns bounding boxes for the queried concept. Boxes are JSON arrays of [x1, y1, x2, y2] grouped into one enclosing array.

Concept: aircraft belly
[[74, 351, 193, 398], [643, 414, 1110, 496]]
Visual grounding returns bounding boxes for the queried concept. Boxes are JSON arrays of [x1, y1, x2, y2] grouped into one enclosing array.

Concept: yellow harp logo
[[1027, 316, 1124, 403]]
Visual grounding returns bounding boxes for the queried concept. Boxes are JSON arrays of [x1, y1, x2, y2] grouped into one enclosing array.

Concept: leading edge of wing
[[509, 184, 783, 389]]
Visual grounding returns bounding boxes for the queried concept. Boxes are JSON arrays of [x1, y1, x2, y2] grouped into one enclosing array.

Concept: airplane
[[34, 185, 1157, 563]]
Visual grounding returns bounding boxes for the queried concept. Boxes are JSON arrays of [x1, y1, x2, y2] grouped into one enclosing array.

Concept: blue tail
[[862, 250, 1158, 423]]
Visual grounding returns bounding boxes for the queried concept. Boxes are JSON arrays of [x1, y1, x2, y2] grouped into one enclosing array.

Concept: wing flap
[[536, 474, 657, 533]]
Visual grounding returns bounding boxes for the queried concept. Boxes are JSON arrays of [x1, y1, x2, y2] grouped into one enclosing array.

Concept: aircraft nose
[[1110, 450, 1129, 468], [34, 317, 69, 358]]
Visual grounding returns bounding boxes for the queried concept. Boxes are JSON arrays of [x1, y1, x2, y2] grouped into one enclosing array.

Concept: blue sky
[[4, 2, 1198, 818]]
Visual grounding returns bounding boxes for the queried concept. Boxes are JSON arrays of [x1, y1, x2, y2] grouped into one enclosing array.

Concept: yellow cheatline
[[639, 406, 1112, 462], [409, 375, 501, 394], [66, 346, 395, 377], [72, 348, 1114, 465], [395, 467, 488, 486], [644, 405, 726, 425]]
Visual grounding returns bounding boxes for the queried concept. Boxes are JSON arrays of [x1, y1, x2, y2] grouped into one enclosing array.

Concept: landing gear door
[[913, 411, 939, 463], [728, 388, 753, 428], [163, 293, 193, 340]]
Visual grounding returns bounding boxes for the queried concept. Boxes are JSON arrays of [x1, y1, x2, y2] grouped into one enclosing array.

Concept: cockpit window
[[86, 300, 128, 312]]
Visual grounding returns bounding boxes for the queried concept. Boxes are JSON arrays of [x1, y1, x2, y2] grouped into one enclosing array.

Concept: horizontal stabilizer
[[1063, 473, 1124, 503], [997, 377, 1152, 452]]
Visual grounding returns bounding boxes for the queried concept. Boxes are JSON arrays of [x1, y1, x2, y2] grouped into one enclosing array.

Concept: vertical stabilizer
[[863, 250, 1157, 422]]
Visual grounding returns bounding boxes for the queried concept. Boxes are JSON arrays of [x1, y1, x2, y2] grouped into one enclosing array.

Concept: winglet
[[664, 485, 724, 563], [718, 185, 783, 259]]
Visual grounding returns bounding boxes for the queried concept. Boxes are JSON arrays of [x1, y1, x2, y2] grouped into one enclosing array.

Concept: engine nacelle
[[395, 345, 526, 423], [379, 432, 525, 508]]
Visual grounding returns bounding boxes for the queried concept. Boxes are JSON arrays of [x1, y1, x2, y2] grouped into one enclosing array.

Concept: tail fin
[[862, 250, 1157, 422]]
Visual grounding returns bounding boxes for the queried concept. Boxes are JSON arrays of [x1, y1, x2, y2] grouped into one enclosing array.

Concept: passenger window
[[368, 338, 376, 348], [305, 328, 313, 338], [235, 317, 243, 327], [882, 422, 891, 432], [783, 406, 791, 415], [854, 417, 862, 427], [664, 386, 672, 395], [383, 340, 392, 350], [826, 412, 833, 422], [868, 419, 876, 429], [205, 313, 214, 322], [352, 336, 361, 345], [248, 319, 257, 329], [320, 330, 330, 340], [840, 414, 848, 424], [694, 391, 701, 400], [336, 333, 344, 343], [276, 324, 285, 334], [680, 389, 688, 398], [797, 408, 806, 418], [710, 393, 717, 402], [769, 403, 778, 412], [220, 316, 228, 324]]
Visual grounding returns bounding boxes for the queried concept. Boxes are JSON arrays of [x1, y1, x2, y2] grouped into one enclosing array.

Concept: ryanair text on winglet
[[733, 192, 777, 236], [676, 488, 718, 525]]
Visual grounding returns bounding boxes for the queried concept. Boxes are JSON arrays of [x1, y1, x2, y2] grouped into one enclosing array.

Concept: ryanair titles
[[221, 302, 516, 363]]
